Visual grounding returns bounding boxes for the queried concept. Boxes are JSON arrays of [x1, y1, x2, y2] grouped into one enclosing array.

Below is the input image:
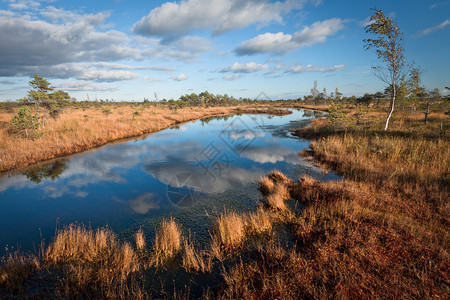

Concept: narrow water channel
[[0, 109, 339, 254]]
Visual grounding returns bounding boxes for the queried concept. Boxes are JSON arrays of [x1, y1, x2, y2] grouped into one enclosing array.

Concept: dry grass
[[267, 169, 290, 184], [0, 104, 286, 173], [211, 211, 246, 255], [0, 224, 146, 298], [265, 189, 287, 210], [258, 176, 275, 195], [153, 217, 182, 259], [44, 224, 139, 296], [259, 171, 291, 210], [182, 239, 211, 273], [135, 227, 146, 251], [220, 173, 449, 299], [0, 251, 38, 293], [246, 207, 273, 234], [216, 110, 449, 299]]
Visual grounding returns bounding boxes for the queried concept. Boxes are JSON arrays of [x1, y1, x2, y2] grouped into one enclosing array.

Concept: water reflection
[[22, 159, 68, 184], [0, 109, 339, 254]]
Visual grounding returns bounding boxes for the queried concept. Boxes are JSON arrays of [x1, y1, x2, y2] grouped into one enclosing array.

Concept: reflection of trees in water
[[303, 110, 314, 117], [201, 115, 231, 126], [303, 110, 326, 118], [22, 159, 68, 184]]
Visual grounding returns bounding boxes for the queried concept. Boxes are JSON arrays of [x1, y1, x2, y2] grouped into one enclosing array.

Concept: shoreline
[[0, 105, 294, 174]]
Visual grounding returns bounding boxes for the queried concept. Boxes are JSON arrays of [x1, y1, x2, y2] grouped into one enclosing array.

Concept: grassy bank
[[0, 104, 290, 173]]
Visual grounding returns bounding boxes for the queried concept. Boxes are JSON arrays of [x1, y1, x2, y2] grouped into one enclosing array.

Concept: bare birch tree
[[364, 9, 407, 130]]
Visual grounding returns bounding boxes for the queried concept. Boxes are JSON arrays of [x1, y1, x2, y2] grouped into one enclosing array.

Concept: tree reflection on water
[[22, 159, 68, 184]]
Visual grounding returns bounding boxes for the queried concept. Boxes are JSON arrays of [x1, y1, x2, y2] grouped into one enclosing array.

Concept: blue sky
[[0, 0, 449, 101]]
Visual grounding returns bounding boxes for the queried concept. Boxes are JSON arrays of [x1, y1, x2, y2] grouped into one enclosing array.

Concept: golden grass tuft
[[258, 176, 275, 195], [182, 239, 211, 273], [212, 211, 246, 251], [135, 227, 146, 251], [267, 169, 290, 184], [41, 224, 140, 297], [153, 217, 182, 259], [259, 171, 291, 210], [265, 190, 287, 210], [246, 207, 273, 234]]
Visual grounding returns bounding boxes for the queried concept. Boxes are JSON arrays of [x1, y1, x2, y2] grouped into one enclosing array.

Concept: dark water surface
[[0, 109, 339, 254]]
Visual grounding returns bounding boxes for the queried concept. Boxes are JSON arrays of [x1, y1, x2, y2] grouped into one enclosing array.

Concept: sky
[[0, 0, 449, 101]]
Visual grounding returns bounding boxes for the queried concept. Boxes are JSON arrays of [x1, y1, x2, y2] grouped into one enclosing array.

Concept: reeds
[[182, 239, 211, 273], [212, 210, 245, 250], [153, 217, 182, 259], [135, 227, 146, 251], [0, 251, 37, 293], [246, 207, 273, 234]]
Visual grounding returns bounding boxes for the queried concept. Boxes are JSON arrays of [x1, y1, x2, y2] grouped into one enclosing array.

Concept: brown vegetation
[[135, 227, 146, 251], [153, 217, 182, 260], [259, 170, 292, 210], [211, 210, 246, 252]]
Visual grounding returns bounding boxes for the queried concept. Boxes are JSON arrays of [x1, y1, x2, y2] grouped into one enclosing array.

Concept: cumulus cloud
[[221, 62, 268, 73], [0, 8, 140, 77], [132, 0, 304, 36], [168, 36, 213, 52], [415, 19, 450, 37], [171, 73, 188, 81], [23, 63, 139, 82], [235, 18, 344, 55], [0, 6, 204, 79]]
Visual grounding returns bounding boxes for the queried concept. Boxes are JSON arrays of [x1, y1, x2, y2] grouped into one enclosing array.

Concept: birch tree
[[364, 9, 407, 130]]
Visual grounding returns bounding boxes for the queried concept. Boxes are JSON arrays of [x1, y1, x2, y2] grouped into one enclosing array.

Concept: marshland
[[1, 1, 450, 299], [0, 86, 448, 298]]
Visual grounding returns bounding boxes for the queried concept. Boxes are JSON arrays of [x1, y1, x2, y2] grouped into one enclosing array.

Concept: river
[[0, 109, 339, 254]]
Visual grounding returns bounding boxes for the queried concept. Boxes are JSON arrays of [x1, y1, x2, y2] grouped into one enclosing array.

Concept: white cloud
[[129, 193, 160, 214], [77, 70, 138, 82], [221, 62, 268, 73], [7, 0, 41, 10], [145, 76, 163, 83], [132, 0, 304, 36], [223, 74, 241, 81], [415, 19, 450, 37], [266, 57, 284, 63], [0, 9, 140, 77], [57, 81, 119, 92], [92, 62, 175, 72], [265, 63, 345, 76], [171, 73, 188, 81], [285, 64, 345, 73], [169, 36, 213, 52], [236, 18, 344, 55], [0, 6, 205, 79], [21, 63, 139, 82]]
